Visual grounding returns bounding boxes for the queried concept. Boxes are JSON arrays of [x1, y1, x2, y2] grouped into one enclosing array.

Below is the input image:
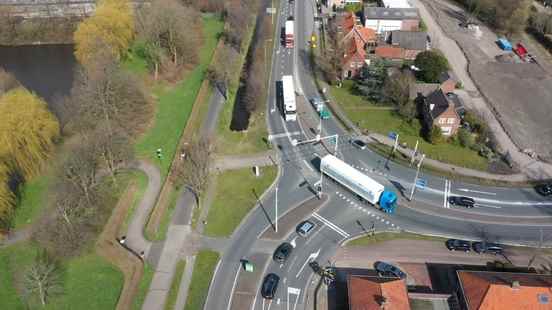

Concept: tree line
[[461, 0, 532, 36]]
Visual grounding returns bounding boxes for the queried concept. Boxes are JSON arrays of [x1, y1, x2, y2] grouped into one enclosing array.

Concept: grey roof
[[391, 31, 427, 50], [439, 70, 456, 83], [425, 89, 450, 119], [364, 7, 420, 20], [409, 83, 440, 100]]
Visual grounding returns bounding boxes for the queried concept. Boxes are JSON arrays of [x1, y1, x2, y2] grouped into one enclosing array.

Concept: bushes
[[414, 50, 449, 83]]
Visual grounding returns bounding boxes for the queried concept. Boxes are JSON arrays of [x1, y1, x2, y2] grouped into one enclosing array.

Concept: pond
[[0, 44, 76, 106]]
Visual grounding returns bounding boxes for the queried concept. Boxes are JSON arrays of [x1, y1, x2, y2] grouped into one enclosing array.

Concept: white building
[[380, 0, 411, 8], [364, 7, 420, 34]]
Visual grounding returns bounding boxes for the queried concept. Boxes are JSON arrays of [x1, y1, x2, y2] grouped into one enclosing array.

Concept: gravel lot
[[423, 0, 552, 161]]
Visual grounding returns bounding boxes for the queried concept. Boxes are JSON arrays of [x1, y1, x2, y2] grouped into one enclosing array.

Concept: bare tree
[[90, 125, 134, 183], [59, 138, 100, 206], [172, 138, 214, 199], [23, 252, 62, 307], [206, 43, 239, 92]]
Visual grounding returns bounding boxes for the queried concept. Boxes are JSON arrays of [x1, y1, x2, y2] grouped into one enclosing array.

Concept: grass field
[[134, 16, 224, 177], [133, 263, 154, 310], [345, 232, 446, 247], [184, 250, 220, 310], [331, 81, 489, 171], [12, 172, 51, 229], [0, 243, 124, 310], [204, 166, 277, 237], [165, 260, 186, 310]]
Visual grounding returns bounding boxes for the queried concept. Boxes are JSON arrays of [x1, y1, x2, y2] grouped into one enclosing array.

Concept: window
[[441, 126, 452, 136], [447, 118, 455, 124], [438, 118, 446, 124]]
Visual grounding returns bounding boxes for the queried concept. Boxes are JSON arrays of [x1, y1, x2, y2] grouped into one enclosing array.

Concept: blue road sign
[[415, 178, 427, 189], [388, 132, 397, 140]]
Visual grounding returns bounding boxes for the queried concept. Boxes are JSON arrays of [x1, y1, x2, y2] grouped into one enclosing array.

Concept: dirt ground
[[96, 181, 145, 310]]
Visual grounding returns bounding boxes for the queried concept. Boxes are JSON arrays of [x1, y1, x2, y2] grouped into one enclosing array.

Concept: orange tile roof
[[458, 271, 552, 310], [340, 12, 355, 34], [375, 46, 405, 59], [348, 275, 410, 310]]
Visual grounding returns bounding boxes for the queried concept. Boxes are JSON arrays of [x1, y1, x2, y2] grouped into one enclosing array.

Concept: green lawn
[[204, 166, 277, 237], [165, 260, 186, 310], [331, 81, 489, 171], [346, 232, 447, 247], [133, 263, 155, 310], [0, 243, 124, 310], [12, 172, 51, 229], [184, 250, 220, 310], [216, 16, 270, 155], [134, 16, 224, 177], [146, 187, 179, 241]]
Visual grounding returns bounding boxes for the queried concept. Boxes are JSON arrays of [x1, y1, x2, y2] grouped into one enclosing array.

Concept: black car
[[350, 139, 367, 150], [535, 183, 552, 196], [261, 273, 280, 299], [473, 242, 503, 255], [374, 261, 406, 279], [446, 239, 471, 252], [448, 196, 475, 208], [273, 242, 293, 263]]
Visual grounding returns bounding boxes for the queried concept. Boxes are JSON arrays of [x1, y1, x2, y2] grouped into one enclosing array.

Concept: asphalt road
[[206, 0, 552, 309]]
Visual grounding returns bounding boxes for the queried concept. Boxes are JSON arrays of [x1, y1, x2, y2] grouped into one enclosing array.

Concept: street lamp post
[[408, 154, 425, 201], [275, 185, 278, 232]]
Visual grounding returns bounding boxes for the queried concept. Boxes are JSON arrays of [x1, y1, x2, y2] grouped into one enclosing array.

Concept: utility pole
[[275, 185, 278, 232], [410, 140, 419, 167], [408, 154, 425, 201]]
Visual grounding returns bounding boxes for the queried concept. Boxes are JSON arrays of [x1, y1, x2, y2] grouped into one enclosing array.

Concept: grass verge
[[164, 260, 186, 310], [345, 232, 447, 247], [215, 16, 271, 155], [204, 166, 277, 237], [133, 263, 154, 310], [184, 250, 220, 310], [146, 188, 179, 241], [331, 81, 489, 171], [12, 172, 51, 229], [134, 16, 224, 177]]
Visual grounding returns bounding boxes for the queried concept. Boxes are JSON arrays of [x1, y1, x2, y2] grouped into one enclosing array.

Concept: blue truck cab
[[379, 190, 398, 213]]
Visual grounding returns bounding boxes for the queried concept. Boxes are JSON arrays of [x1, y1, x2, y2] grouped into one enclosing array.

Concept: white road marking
[[457, 188, 497, 196], [296, 248, 321, 278], [287, 287, 301, 310], [443, 180, 451, 208], [290, 236, 297, 248], [312, 213, 350, 238], [268, 131, 301, 140], [303, 159, 315, 172], [474, 204, 502, 209]]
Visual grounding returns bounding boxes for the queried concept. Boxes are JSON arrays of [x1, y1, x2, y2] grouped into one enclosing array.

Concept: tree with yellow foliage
[[0, 88, 59, 226], [74, 0, 134, 68]]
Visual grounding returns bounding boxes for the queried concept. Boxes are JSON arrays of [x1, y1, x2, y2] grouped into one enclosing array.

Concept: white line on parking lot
[[312, 213, 350, 238]]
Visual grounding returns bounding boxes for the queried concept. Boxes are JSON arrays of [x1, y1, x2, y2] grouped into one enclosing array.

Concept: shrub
[[458, 127, 474, 148], [414, 50, 449, 83]]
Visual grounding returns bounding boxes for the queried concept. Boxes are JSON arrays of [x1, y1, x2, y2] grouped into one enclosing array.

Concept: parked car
[[374, 261, 406, 279], [273, 242, 293, 263], [473, 242, 503, 255], [350, 139, 367, 150], [446, 239, 471, 252], [448, 196, 475, 208], [297, 220, 316, 237], [261, 273, 280, 299], [535, 183, 552, 196]]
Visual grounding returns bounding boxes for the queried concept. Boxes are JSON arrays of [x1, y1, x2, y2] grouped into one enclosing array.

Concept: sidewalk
[[213, 150, 279, 171]]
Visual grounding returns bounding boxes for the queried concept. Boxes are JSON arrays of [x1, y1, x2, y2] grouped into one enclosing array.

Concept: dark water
[[0, 44, 76, 106]]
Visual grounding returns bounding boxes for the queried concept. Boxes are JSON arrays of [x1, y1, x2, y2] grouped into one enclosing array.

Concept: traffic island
[[259, 194, 329, 240]]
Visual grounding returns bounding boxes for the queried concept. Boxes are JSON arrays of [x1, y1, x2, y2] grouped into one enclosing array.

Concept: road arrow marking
[[296, 248, 321, 278], [287, 287, 301, 310], [290, 237, 297, 248], [458, 188, 497, 196]]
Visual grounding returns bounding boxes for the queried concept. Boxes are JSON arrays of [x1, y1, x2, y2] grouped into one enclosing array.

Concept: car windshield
[[301, 223, 313, 231]]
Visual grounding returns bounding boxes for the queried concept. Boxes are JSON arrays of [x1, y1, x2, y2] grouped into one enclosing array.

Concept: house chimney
[[429, 103, 435, 111], [512, 281, 521, 289]]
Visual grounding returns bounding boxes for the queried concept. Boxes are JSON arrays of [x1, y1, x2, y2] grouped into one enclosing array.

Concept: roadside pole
[[275, 185, 278, 232], [408, 154, 425, 201], [410, 140, 419, 167]]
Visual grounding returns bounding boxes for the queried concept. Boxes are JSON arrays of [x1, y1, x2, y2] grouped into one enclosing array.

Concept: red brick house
[[341, 25, 377, 78], [456, 271, 552, 310], [421, 89, 463, 136], [348, 275, 411, 310]]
